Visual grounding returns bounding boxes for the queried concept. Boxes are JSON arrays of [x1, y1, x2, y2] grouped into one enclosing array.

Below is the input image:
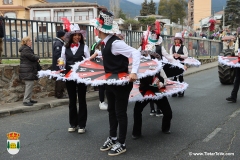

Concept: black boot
[[178, 92, 184, 97]]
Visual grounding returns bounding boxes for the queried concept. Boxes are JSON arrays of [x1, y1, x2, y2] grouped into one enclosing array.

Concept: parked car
[[3, 35, 20, 42], [35, 35, 52, 42]]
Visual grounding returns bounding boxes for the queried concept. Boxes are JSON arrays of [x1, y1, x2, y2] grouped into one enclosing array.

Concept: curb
[[0, 92, 99, 118], [184, 65, 217, 76]]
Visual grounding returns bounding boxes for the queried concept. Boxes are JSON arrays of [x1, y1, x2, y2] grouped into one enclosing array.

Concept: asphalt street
[[0, 67, 239, 160]]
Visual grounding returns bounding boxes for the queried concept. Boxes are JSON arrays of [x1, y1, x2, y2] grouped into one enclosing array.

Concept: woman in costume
[[58, 24, 90, 134], [132, 68, 172, 139], [169, 33, 189, 97]]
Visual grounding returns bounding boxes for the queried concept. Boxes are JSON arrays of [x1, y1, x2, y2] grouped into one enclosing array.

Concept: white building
[[28, 2, 105, 33], [199, 11, 223, 31]]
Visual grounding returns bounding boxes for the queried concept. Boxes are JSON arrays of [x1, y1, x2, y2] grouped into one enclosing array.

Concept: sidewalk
[[0, 61, 218, 118]]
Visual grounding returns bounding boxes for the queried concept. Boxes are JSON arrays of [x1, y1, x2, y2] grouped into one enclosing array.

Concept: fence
[[1, 18, 222, 59]]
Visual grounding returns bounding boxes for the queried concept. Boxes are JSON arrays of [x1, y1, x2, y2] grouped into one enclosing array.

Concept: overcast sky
[[127, 0, 160, 5]]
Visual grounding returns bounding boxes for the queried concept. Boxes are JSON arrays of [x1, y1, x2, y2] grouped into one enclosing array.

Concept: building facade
[[188, 0, 212, 30], [28, 2, 102, 24], [0, 0, 47, 19]]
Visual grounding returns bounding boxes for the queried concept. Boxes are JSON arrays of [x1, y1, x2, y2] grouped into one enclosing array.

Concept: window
[[3, 0, 13, 5], [4, 12, 16, 19]]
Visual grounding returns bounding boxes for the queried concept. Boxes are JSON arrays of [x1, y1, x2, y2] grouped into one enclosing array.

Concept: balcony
[[33, 15, 94, 23], [53, 16, 72, 22], [33, 17, 51, 21]]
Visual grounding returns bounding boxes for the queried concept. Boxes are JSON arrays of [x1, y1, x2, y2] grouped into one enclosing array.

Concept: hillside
[[47, 0, 141, 18]]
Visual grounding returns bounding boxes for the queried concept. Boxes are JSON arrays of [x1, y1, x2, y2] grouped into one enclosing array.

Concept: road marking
[[230, 109, 240, 118], [203, 128, 222, 142]]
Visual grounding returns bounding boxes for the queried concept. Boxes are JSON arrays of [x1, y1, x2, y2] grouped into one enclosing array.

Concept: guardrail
[[1, 18, 222, 59]]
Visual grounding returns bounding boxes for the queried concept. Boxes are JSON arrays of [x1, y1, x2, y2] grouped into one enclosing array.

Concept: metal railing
[[1, 17, 222, 59]]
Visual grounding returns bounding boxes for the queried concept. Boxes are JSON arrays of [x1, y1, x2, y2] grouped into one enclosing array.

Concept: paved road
[[0, 67, 239, 160]]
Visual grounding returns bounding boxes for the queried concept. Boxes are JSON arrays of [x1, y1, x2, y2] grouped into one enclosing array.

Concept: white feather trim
[[180, 57, 201, 67], [129, 81, 189, 102], [218, 56, 240, 68]]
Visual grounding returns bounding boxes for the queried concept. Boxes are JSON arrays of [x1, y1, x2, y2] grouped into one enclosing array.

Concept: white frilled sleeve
[[158, 68, 167, 88]]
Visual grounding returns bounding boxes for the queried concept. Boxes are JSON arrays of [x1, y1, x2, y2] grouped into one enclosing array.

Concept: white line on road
[[230, 109, 240, 118], [203, 128, 222, 142]]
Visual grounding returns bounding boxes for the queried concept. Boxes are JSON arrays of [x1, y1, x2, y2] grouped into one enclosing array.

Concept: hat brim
[[174, 37, 184, 41], [148, 36, 163, 45], [65, 30, 87, 39], [90, 19, 120, 34]]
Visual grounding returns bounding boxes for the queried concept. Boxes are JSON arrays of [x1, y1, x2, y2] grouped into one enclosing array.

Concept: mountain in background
[[47, 0, 141, 18], [46, 0, 227, 18]]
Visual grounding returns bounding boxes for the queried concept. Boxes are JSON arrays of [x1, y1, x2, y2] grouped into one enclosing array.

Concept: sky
[[127, 0, 160, 5]]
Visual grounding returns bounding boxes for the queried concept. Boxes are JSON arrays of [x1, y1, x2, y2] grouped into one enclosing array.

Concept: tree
[[148, 0, 156, 15], [158, 0, 187, 23], [140, 0, 149, 16], [139, 16, 156, 30], [222, 0, 240, 31], [119, 9, 127, 20], [122, 19, 140, 30]]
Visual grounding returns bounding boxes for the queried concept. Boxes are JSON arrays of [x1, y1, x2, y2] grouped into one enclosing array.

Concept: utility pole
[[223, 7, 225, 30]]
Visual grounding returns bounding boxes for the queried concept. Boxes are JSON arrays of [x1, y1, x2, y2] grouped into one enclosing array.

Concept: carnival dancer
[[90, 36, 108, 110], [141, 21, 185, 115], [226, 42, 240, 103], [132, 68, 172, 139], [169, 33, 189, 97], [90, 10, 141, 156], [58, 24, 90, 134], [52, 30, 67, 99]]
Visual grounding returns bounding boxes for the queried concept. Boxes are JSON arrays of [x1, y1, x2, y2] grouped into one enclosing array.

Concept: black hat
[[57, 30, 65, 38]]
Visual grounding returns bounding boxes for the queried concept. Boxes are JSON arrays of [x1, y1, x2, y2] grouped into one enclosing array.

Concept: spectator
[[0, 13, 4, 64], [19, 36, 40, 106], [52, 30, 67, 99]]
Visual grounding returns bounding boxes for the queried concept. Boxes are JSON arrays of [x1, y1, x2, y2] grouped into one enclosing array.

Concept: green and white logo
[[7, 132, 20, 155]]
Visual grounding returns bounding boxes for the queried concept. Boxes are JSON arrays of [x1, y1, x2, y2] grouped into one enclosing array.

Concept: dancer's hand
[[128, 73, 138, 82], [90, 53, 98, 60], [184, 65, 188, 70]]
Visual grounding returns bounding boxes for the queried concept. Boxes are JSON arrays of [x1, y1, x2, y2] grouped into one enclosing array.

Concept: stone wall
[[0, 64, 55, 104]]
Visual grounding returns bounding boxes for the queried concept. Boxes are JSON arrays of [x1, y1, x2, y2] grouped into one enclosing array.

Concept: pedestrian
[[58, 24, 90, 134], [52, 30, 67, 99], [90, 37, 108, 110], [90, 10, 141, 156], [0, 13, 4, 64], [132, 69, 172, 139], [169, 33, 188, 97], [19, 36, 40, 106]]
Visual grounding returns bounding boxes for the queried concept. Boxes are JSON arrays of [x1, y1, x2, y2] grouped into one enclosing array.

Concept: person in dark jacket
[[0, 14, 4, 64], [52, 30, 66, 99], [19, 36, 40, 106]]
